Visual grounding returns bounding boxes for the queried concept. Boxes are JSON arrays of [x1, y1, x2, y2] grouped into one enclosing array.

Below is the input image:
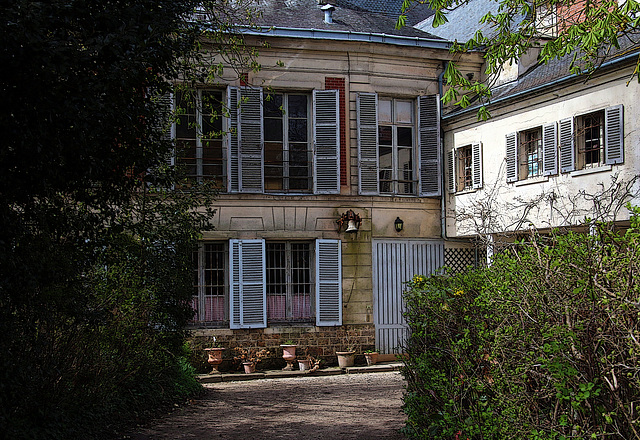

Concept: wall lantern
[[337, 209, 362, 233], [394, 217, 404, 233]]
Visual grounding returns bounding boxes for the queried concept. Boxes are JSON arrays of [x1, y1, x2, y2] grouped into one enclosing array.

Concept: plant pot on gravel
[[364, 350, 378, 366], [336, 351, 355, 368], [280, 344, 298, 371], [204, 347, 225, 374]]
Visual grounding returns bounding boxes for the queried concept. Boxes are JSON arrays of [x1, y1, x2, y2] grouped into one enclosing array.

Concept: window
[[448, 143, 482, 193], [191, 243, 227, 326], [519, 127, 542, 179], [577, 111, 603, 169], [266, 242, 313, 322], [506, 123, 557, 182], [358, 93, 441, 197], [264, 94, 312, 193], [175, 90, 224, 184], [378, 98, 416, 195], [190, 238, 342, 328], [559, 105, 624, 173], [227, 87, 340, 194]]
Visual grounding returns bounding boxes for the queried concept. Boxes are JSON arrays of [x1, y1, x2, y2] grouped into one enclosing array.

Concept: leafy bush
[[402, 207, 640, 439]]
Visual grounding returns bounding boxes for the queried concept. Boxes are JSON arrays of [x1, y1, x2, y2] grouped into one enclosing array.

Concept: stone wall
[[188, 324, 375, 373]]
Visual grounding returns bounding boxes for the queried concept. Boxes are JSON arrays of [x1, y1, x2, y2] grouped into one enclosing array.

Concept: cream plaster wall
[[444, 71, 640, 238]]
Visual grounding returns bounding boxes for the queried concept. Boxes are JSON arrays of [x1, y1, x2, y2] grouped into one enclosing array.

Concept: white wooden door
[[372, 240, 444, 354]]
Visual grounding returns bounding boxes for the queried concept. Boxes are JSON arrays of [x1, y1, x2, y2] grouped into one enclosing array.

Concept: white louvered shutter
[[316, 239, 342, 326], [357, 93, 379, 195], [505, 132, 517, 182], [238, 87, 263, 193], [229, 239, 266, 329], [605, 104, 624, 165], [448, 149, 456, 193], [227, 86, 240, 192], [418, 95, 441, 197], [559, 117, 575, 173], [472, 142, 483, 189], [313, 89, 340, 194], [542, 122, 558, 176]]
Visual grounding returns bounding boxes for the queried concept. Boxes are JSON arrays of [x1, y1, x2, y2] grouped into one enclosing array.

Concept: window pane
[[264, 94, 283, 117], [378, 99, 392, 123], [397, 127, 413, 147], [288, 119, 308, 142], [378, 126, 392, 146], [288, 95, 308, 118], [395, 100, 413, 123]]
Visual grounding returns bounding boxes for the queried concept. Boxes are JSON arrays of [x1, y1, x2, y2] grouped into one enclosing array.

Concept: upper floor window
[[520, 127, 542, 179], [175, 90, 224, 184], [378, 98, 416, 195], [559, 105, 624, 173], [264, 94, 312, 193], [448, 143, 482, 193], [358, 93, 441, 197]]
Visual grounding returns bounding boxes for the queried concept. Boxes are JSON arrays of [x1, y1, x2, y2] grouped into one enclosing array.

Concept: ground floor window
[[191, 242, 226, 325], [266, 242, 313, 322]]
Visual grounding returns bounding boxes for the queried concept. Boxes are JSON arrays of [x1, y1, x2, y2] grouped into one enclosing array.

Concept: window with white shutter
[[542, 122, 558, 176], [450, 143, 482, 192], [505, 132, 518, 182], [315, 239, 342, 326], [418, 95, 441, 197], [229, 239, 266, 329], [314, 89, 340, 194]]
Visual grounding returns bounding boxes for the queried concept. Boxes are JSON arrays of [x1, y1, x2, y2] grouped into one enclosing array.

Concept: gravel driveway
[[123, 371, 407, 440]]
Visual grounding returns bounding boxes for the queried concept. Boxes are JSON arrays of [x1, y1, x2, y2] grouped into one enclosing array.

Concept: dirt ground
[[120, 371, 408, 440]]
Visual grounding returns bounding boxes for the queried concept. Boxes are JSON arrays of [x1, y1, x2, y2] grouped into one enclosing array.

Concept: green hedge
[[402, 207, 640, 439]]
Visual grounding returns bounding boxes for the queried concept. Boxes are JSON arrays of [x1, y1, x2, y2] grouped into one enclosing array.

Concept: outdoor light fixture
[[337, 209, 362, 233], [394, 217, 404, 233]]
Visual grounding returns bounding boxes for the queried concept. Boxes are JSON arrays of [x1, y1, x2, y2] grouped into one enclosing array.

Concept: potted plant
[[364, 349, 379, 366], [204, 337, 225, 374], [233, 347, 271, 374], [299, 353, 322, 372], [280, 340, 298, 371], [335, 329, 357, 368]]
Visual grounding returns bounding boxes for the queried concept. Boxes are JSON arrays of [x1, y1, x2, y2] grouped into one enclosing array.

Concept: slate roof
[[249, 0, 440, 39], [414, 0, 524, 42], [336, 0, 435, 26]]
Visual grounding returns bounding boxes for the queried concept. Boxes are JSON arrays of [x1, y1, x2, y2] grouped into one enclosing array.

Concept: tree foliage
[[399, 0, 640, 118], [0, 0, 257, 438], [402, 207, 640, 439]]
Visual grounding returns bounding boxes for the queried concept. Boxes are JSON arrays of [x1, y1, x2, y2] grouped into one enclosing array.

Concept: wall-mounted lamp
[[394, 217, 404, 233], [337, 209, 362, 233]]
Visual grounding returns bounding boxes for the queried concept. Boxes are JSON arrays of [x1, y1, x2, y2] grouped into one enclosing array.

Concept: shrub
[[402, 207, 640, 439]]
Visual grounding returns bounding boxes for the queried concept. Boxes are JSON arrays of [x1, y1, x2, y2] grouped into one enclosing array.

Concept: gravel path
[[123, 371, 407, 439]]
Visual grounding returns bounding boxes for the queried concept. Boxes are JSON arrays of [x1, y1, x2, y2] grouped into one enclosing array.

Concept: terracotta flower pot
[[364, 352, 378, 366], [243, 362, 256, 374], [204, 347, 225, 374], [336, 351, 355, 368], [281, 344, 297, 371]]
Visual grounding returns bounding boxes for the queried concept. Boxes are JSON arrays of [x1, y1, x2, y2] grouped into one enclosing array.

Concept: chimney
[[321, 4, 335, 24]]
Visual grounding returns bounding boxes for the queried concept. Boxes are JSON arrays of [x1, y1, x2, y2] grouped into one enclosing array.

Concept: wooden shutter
[[227, 86, 240, 192], [313, 89, 340, 194], [357, 93, 379, 195], [472, 142, 483, 189], [448, 149, 456, 193], [229, 239, 266, 329], [505, 132, 517, 182], [238, 87, 263, 193], [316, 239, 342, 326], [542, 122, 558, 176], [418, 95, 441, 197], [559, 117, 575, 173], [605, 104, 624, 165]]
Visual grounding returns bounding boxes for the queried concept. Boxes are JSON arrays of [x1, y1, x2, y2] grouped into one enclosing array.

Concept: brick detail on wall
[[189, 324, 375, 372], [324, 77, 347, 187]]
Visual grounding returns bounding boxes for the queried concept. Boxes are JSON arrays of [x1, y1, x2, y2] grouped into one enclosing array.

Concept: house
[[182, 0, 484, 361], [429, 4, 640, 259]]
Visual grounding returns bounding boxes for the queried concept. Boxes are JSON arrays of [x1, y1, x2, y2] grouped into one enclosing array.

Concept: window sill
[[515, 176, 549, 187], [571, 164, 613, 177], [453, 188, 477, 196]]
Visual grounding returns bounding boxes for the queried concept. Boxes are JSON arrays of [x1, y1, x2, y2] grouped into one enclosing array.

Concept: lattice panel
[[444, 247, 477, 273]]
